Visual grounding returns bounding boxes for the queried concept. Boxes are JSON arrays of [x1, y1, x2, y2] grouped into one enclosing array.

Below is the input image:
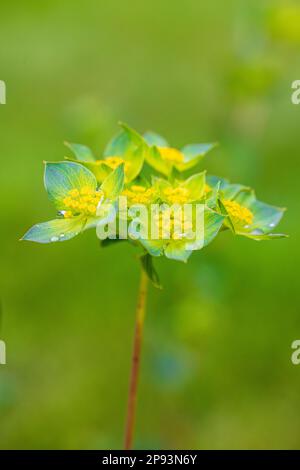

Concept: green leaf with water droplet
[[21, 217, 88, 244]]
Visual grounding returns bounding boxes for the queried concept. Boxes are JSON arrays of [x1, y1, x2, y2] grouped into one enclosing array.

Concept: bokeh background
[[0, 0, 299, 449]]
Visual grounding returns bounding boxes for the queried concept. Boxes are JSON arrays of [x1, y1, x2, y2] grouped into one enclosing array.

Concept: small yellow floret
[[163, 186, 190, 204], [63, 196, 72, 206], [69, 188, 80, 197], [223, 199, 254, 226], [88, 204, 97, 214], [62, 187, 104, 217], [154, 209, 193, 240], [158, 147, 184, 164], [105, 156, 125, 169], [122, 185, 155, 205], [131, 185, 146, 193], [80, 186, 93, 196]]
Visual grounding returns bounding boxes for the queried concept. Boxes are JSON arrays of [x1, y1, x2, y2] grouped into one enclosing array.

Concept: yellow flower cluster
[[163, 187, 190, 204], [223, 199, 253, 226], [63, 186, 103, 218], [158, 147, 184, 164], [97, 156, 131, 173], [153, 209, 193, 240], [122, 185, 156, 205], [103, 156, 125, 169]]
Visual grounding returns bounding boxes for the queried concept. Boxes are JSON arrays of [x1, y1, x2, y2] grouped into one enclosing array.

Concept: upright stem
[[124, 268, 148, 450]]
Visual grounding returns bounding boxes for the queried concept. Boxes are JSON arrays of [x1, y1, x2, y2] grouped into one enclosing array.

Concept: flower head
[[143, 130, 217, 176], [206, 175, 287, 240], [122, 184, 157, 206], [22, 161, 124, 243], [65, 123, 145, 184], [21, 124, 287, 282]]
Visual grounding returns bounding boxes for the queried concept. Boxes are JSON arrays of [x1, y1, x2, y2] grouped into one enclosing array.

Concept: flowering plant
[[22, 123, 287, 449]]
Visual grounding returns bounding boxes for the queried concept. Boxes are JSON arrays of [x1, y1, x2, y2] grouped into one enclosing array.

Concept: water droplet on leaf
[[252, 229, 264, 235]]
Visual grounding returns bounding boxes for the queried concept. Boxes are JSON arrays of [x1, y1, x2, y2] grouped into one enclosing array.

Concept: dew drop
[[252, 229, 264, 235], [50, 236, 59, 242], [269, 223, 275, 228], [59, 233, 65, 238]]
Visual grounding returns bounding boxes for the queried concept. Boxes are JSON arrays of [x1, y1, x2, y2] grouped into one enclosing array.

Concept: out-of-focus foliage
[[0, 0, 298, 450]]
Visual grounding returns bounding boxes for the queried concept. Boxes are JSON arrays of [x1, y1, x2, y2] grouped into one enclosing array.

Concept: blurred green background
[[0, 0, 299, 449]]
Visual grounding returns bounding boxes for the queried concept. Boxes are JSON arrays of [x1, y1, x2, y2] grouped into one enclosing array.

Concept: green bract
[[22, 161, 124, 244], [206, 175, 287, 240], [22, 123, 287, 286], [138, 207, 225, 263], [144, 130, 217, 176], [65, 123, 145, 184]]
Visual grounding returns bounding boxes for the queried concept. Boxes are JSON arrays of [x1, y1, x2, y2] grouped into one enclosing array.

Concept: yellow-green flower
[[122, 184, 157, 206], [134, 173, 225, 262], [206, 175, 287, 240], [22, 161, 124, 243], [21, 123, 287, 272], [144, 130, 217, 176], [153, 172, 206, 204], [138, 204, 225, 263], [65, 123, 145, 184]]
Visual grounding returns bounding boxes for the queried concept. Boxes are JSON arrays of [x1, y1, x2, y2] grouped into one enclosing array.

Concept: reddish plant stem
[[124, 269, 148, 450]]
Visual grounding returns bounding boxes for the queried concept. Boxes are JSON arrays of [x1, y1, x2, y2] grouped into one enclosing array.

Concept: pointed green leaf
[[234, 190, 286, 234], [143, 131, 169, 147], [145, 145, 171, 176], [139, 238, 164, 257], [206, 181, 221, 210], [21, 217, 87, 244], [152, 176, 172, 195], [203, 207, 226, 247], [124, 144, 145, 182], [83, 161, 112, 182], [44, 161, 97, 209], [64, 142, 96, 162], [181, 143, 217, 162], [104, 130, 129, 157], [140, 253, 162, 289], [104, 123, 145, 182], [206, 174, 229, 189], [223, 184, 251, 200], [217, 198, 235, 233], [237, 231, 288, 241], [101, 163, 124, 200], [64, 157, 112, 183], [206, 175, 250, 200], [164, 240, 192, 263], [104, 122, 144, 156], [181, 171, 206, 201]]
